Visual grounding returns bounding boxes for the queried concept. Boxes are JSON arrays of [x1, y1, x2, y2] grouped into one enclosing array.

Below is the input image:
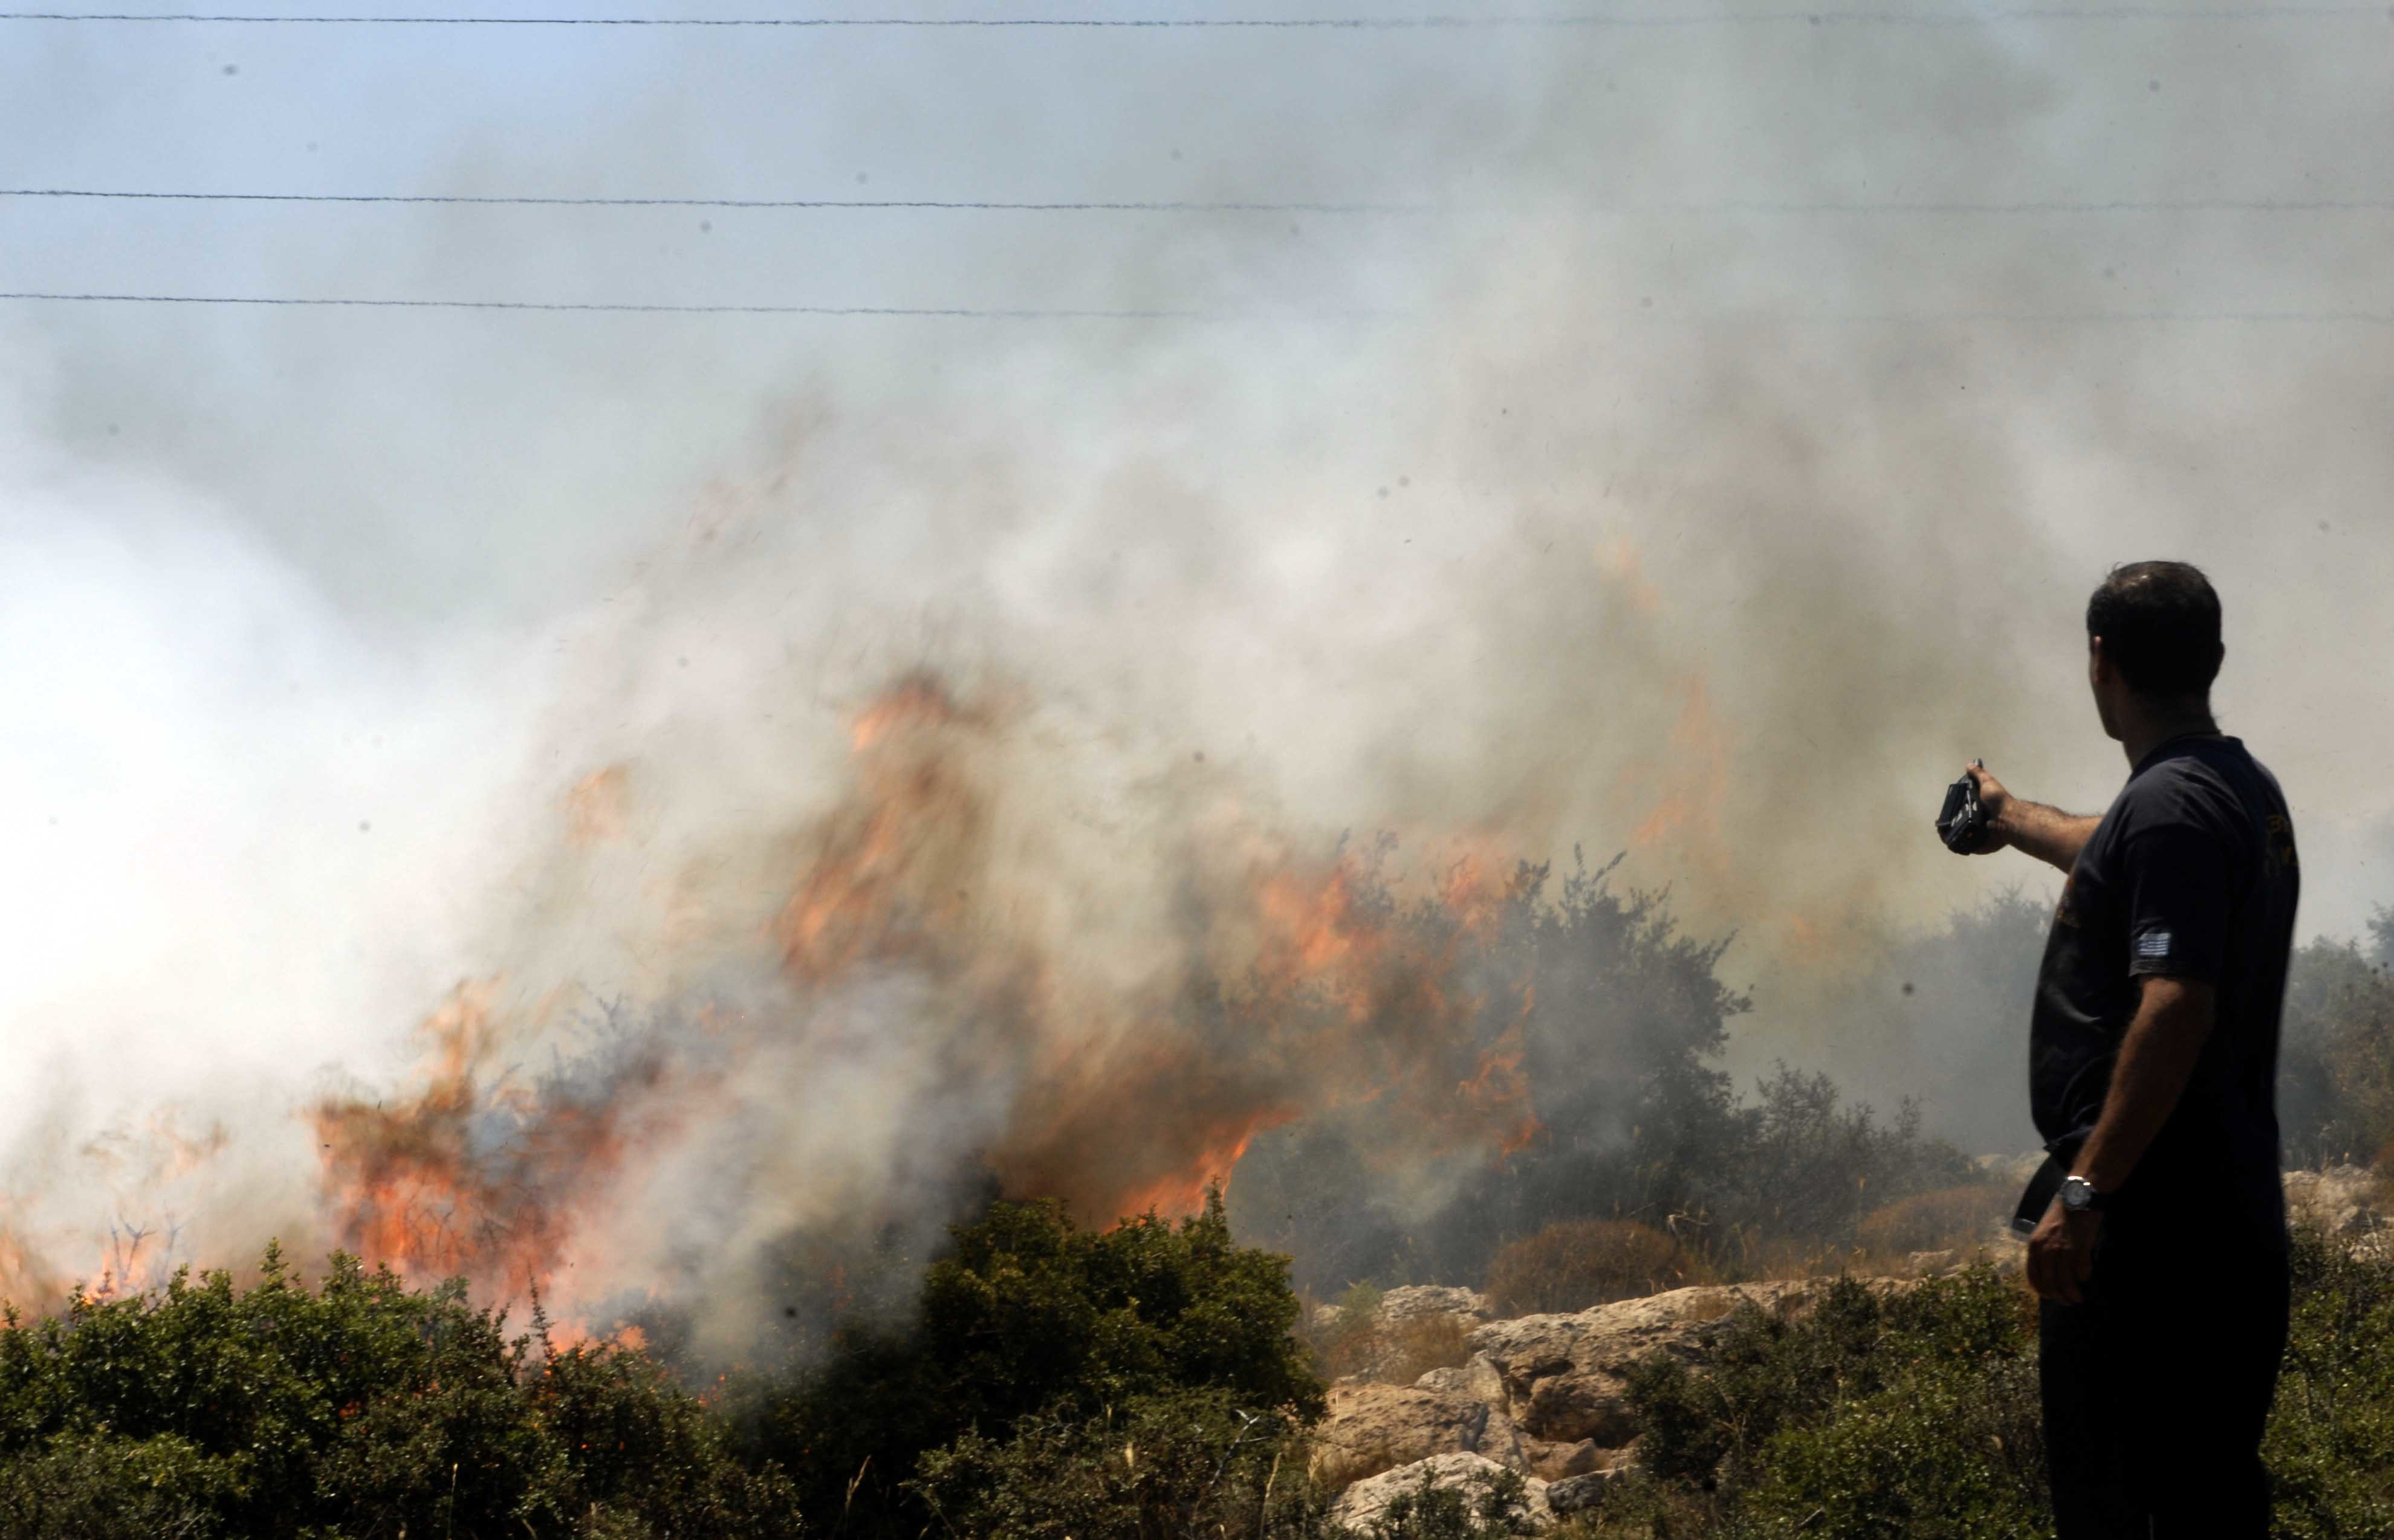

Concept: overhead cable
[[0, 290, 1323, 318], [0, 189, 1426, 212], [0, 7, 2382, 27], [10, 189, 2394, 215], [4, 291, 2390, 325]]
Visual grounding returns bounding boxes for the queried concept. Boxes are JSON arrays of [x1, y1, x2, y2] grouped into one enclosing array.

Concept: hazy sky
[[2, 3, 2390, 1286]]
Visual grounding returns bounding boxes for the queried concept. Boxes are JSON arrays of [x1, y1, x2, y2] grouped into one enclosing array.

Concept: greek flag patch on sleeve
[[2136, 930, 2173, 960]]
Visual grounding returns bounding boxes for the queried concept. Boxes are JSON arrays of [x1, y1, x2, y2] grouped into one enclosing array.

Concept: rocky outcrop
[[1309, 1166, 2389, 1515], [1309, 1382, 1526, 1489], [1311, 1280, 1847, 1501], [1380, 1284, 1493, 1322], [1466, 1280, 1834, 1446], [1413, 1351, 1507, 1408], [1544, 1469, 1627, 1518], [1311, 1283, 1491, 1334], [1329, 1452, 1554, 1533]]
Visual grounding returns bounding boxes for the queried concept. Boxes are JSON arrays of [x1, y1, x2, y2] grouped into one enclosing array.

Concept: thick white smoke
[[2, 2, 2390, 1328]]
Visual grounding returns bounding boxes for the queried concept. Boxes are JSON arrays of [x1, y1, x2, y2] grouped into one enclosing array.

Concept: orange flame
[[312, 983, 669, 1306], [315, 672, 1561, 1331]]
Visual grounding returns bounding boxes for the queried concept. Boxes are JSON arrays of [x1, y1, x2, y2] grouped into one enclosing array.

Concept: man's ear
[[2088, 634, 2112, 684]]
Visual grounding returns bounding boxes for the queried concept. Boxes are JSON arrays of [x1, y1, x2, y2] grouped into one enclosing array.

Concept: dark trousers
[[2039, 1233, 2289, 1539]]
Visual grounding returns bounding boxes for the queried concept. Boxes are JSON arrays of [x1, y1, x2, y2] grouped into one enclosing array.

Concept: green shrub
[[910, 1388, 1331, 1540], [1717, 1068, 1976, 1250], [1601, 1233, 2394, 1540], [0, 1245, 796, 1539], [2264, 1226, 2394, 1538], [1736, 1357, 2046, 1539], [1621, 1267, 2041, 1516], [1360, 1462, 1540, 1539], [757, 1188, 1324, 1537], [0, 1432, 233, 1540]]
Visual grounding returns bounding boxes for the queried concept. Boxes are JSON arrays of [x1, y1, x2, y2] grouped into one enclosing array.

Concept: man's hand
[[2026, 1195, 2102, 1305], [1963, 763, 2100, 874], [1962, 763, 2013, 855]]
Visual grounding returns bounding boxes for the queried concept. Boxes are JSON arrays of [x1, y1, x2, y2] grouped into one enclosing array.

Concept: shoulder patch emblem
[[2136, 930, 2173, 960]]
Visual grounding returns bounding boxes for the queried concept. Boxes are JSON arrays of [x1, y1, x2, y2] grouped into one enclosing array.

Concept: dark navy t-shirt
[[2029, 734, 2299, 1252]]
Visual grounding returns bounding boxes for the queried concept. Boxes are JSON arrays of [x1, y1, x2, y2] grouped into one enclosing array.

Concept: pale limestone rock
[[1518, 1435, 1606, 1480], [1377, 1284, 1493, 1322], [1545, 1467, 1629, 1516], [1309, 1382, 1525, 1489], [1329, 1452, 1554, 1534], [1414, 1350, 1508, 1407]]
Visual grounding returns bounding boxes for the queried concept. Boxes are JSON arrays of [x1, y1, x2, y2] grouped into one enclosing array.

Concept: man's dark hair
[[2085, 560, 2224, 698]]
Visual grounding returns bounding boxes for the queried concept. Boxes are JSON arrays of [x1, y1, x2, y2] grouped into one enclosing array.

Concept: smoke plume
[[3, 3, 2391, 1343]]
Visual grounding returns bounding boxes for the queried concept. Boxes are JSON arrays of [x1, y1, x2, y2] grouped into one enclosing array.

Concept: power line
[[0, 7, 2383, 26], [0, 189, 1426, 213], [1687, 198, 2394, 213], [4, 291, 2389, 324], [11, 189, 2394, 215], [0, 290, 1320, 317]]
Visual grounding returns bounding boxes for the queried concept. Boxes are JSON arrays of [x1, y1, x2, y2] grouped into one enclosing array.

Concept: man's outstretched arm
[[1966, 763, 2101, 874]]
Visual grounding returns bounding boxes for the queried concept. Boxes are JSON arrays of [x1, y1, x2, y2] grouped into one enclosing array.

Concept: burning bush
[[1234, 857, 1986, 1300], [1231, 852, 1756, 1296], [1482, 1220, 1711, 1316]]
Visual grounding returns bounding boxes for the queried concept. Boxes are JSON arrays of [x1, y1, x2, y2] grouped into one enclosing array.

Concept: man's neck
[[2119, 700, 2219, 769]]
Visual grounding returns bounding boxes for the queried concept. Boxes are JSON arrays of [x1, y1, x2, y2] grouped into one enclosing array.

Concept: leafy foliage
[[2264, 1227, 2394, 1538], [0, 1244, 794, 1539], [1711, 1067, 1974, 1249], [1735, 1357, 2046, 1540], [1360, 1463, 1540, 1539], [910, 1390, 1328, 1540], [754, 1189, 1323, 1538], [1614, 1269, 2045, 1529], [1577, 1233, 2394, 1540]]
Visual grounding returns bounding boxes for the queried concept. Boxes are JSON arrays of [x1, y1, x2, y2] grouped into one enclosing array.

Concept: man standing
[[1963, 561, 2297, 1539]]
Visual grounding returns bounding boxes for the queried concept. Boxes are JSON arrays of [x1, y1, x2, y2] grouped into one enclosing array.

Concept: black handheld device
[[1937, 762, 1990, 855]]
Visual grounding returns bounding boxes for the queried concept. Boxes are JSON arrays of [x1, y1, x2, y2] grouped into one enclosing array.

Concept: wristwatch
[[2059, 1176, 2110, 1214]]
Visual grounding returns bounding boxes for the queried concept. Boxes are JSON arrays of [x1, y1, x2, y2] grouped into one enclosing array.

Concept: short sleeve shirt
[[2029, 735, 2298, 1251]]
